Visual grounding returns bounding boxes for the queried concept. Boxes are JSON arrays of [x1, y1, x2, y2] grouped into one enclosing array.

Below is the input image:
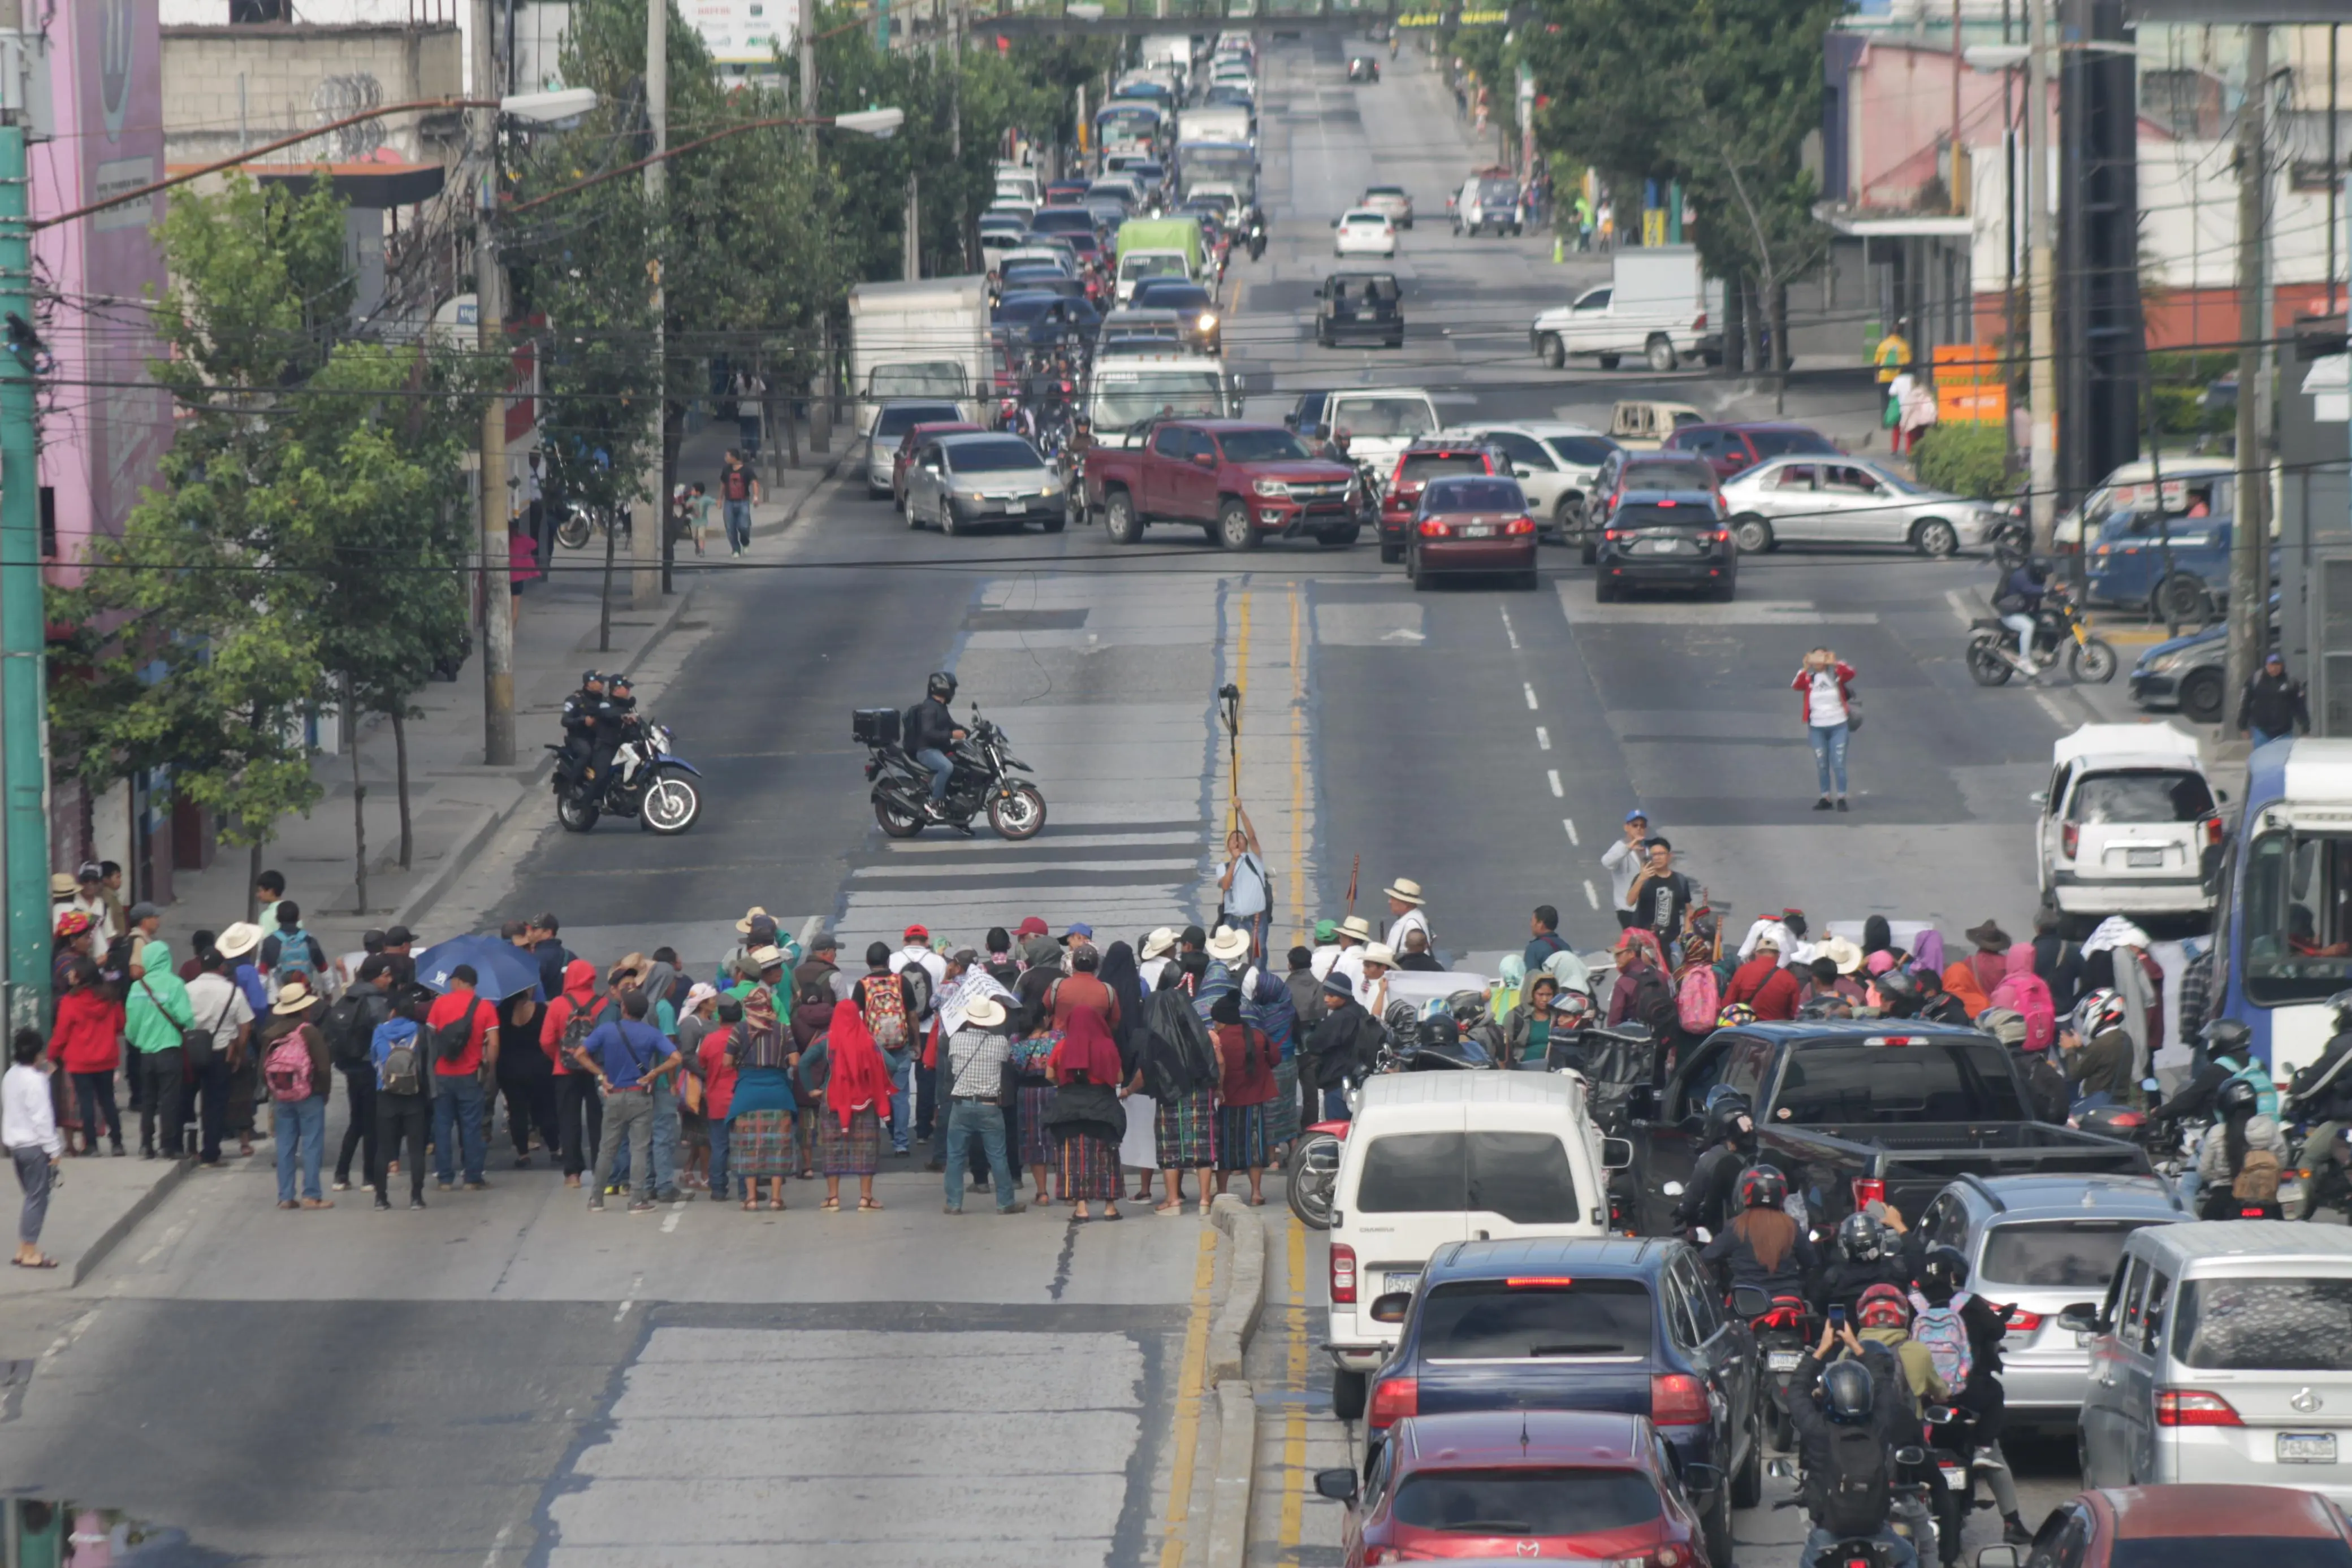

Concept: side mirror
[[1661, 1180, 1685, 1198], [1730, 1283, 1773, 1319], [1369, 1291, 1413, 1324], [1894, 1444, 1929, 1467], [2218, 787, 2232, 803], [2140, 1076, 2161, 1093], [2056, 1303, 2102, 1335], [1330, 217, 1342, 227], [2029, 791, 2048, 805], [1765, 1457, 1797, 1482], [1601, 1136, 1634, 1171], [1977, 1549, 2024, 1568], [1312, 1467, 1360, 1503], [1681, 1461, 1723, 1492]]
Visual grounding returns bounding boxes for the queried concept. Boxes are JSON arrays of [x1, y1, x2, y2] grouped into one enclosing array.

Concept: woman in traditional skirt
[[1010, 1023, 1060, 1202], [1208, 991, 1277, 1205], [1046, 1009, 1126, 1221], [1097, 941, 1159, 1204], [1142, 961, 1221, 1216], [726, 993, 799, 1212], [811, 998, 894, 1212]]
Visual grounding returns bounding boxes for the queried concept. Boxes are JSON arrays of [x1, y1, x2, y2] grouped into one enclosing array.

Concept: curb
[[70, 1156, 192, 1289], [1208, 1381, 1258, 1568], [1208, 1192, 1265, 1385], [750, 447, 852, 538], [1204, 1193, 1268, 1568]]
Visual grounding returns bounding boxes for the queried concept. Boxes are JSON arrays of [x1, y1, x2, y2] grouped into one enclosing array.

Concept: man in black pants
[[372, 986, 435, 1211], [332, 956, 398, 1192]]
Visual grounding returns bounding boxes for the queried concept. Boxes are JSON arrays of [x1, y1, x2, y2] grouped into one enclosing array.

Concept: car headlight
[[2144, 649, 2187, 674], [1199, 312, 1218, 332], [1253, 479, 1291, 498]]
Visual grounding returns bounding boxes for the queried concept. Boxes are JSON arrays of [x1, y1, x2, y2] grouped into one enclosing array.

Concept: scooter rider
[[906, 672, 967, 821], [1812, 1211, 1914, 1319], [1914, 1244, 2032, 1547], [2151, 1017, 2277, 1128], [1700, 1165, 1818, 1298], [1990, 543, 2047, 672], [1676, 1088, 1786, 1238], [1789, 1324, 1921, 1568]]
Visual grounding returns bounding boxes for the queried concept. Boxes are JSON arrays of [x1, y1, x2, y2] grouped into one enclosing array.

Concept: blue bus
[[2213, 737, 2352, 1080]]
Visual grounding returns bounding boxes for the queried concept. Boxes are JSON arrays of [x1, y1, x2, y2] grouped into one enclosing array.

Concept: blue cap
[[1624, 808, 1648, 823], [1063, 922, 1094, 939]]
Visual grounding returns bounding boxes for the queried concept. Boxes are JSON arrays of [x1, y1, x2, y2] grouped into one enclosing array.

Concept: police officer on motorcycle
[[558, 670, 611, 787], [1789, 1327, 1921, 1568], [906, 672, 967, 822]]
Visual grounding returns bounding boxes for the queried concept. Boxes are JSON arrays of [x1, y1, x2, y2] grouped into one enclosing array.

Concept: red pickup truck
[[1082, 418, 1361, 549]]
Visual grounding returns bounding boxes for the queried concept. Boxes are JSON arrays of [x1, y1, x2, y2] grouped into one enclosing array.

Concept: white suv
[[2035, 722, 2221, 921], [1436, 422, 1621, 542]]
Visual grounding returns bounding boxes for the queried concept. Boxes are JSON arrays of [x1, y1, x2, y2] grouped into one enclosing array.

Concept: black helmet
[[1703, 1089, 1754, 1147], [1820, 1358, 1874, 1423], [1918, 1244, 1970, 1300], [1837, 1210, 1888, 1263], [927, 671, 959, 701], [2217, 1075, 2261, 1118], [1417, 1013, 1462, 1053], [2205, 1017, 2254, 1063], [1738, 1165, 1788, 1211]]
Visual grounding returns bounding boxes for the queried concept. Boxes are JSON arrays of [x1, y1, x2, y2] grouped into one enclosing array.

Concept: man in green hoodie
[[125, 935, 193, 1158]]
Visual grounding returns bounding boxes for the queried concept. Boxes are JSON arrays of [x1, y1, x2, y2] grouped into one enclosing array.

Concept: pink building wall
[[1843, 38, 2051, 211]]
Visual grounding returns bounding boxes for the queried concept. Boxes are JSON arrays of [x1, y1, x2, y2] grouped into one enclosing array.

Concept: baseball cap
[[903, 924, 930, 943], [1624, 808, 1648, 823], [1314, 919, 1338, 943], [1015, 916, 1049, 938], [1063, 922, 1093, 941], [385, 925, 416, 946]]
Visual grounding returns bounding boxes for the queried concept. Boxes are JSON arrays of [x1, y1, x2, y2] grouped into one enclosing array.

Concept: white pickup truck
[[1529, 245, 1713, 374]]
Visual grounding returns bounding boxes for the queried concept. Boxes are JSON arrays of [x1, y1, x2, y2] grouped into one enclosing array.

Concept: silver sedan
[[904, 431, 1065, 536], [1717, 454, 2006, 557]]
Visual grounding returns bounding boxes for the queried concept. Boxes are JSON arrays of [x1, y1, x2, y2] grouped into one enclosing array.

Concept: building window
[[229, 0, 291, 21], [2142, 69, 2221, 140]]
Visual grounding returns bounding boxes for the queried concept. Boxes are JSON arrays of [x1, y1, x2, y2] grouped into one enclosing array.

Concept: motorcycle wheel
[[555, 513, 593, 551], [2070, 636, 2119, 684], [1286, 1132, 1342, 1229], [639, 773, 701, 834], [1966, 638, 2015, 687], [1768, 1401, 1795, 1453], [557, 793, 599, 832], [987, 783, 1048, 841], [875, 798, 925, 838]]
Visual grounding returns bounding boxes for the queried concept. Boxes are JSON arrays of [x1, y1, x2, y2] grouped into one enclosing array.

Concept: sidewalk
[[0, 1154, 188, 1296], [147, 414, 849, 961]]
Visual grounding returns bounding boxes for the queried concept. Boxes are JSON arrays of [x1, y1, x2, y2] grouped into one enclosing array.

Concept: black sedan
[[1593, 490, 1736, 602], [1315, 270, 1403, 349], [991, 290, 1101, 348], [1347, 55, 1381, 81]]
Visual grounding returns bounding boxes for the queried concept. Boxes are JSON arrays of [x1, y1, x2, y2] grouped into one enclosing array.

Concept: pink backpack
[[1677, 966, 1721, 1033], [264, 1029, 315, 1102]]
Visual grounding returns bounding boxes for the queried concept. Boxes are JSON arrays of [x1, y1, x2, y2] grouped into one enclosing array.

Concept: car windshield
[[1366, 185, 1406, 198], [1547, 436, 1618, 467], [873, 402, 964, 438], [1354, 1132, 1579, 1223], [1344, 212, 1386, 226], [1748, 428, 1838, 458], [2111, 1544, 2352, 1568], [1332, 276, 1400, 302], [1092, 371, 1228, 428], [1122, 254, 1188, 280], [2069, 769, 2215, 823], [1218, 430, 1313, 463], [1390, 1469, 1662, 1536], [1335, 399, 1436, 438], [1426, 479, 1524, 513], [1978, 1220, 2164, 1288], [946, 439, 1043, 474], [1143, 286, 1212, 311], [1418, 1279, 1649, 1359], [1399, 453, 1488, 483], [993, 296, 1058, 322], [2175, 1277, 2352, 1370], [1771, 1043, 2027, 1124], [867, 360, 965, 400], [1624, 459, 1718, 491]]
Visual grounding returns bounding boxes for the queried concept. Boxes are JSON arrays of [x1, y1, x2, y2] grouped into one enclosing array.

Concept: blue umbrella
[[413, 933, 547, 1002]]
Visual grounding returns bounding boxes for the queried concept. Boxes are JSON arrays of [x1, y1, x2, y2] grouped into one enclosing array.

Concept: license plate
[[1383, 1272, 1421, 1296], [1462, 523, 1493, 538], [1938, 1465, 1966, 1489], [1767, 1351, 1801, 1372], [1008, 499, 1028, 514], [2281, 1433, 2339, 1464], [2128, 847, 2165, 868], [1641, 538, 1681, 554]]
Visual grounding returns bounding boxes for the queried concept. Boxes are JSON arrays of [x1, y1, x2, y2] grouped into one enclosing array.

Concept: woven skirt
[[815, 1105, 883, 1176], [1016, 1080, 1058, 1167], [1263, 1060, 1301, 1146], [1057, 1129, 1121, 1199], [1155, 1088, 1218, 1169], [730, 1110, 798, 1179], [1216, 1102, 1271, 1171]]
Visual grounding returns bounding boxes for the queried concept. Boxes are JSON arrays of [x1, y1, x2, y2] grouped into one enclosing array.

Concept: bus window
[[2244, 831, 2352, 1003]]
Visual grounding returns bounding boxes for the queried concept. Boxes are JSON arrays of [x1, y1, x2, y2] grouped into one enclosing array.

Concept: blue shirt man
[[580, 990, 678, 1212]]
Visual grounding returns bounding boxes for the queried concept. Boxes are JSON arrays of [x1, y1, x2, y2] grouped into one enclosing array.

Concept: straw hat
[[1383, 878, 1426, 907], [1338, 915, 1375, 943], [1361, 943, 1398, 969], [1207, 926, 1252, 963], [1819, 934, 1865, 975], [215, 921, 264, 960], [747, 944, 786, 971], [965, 996, 1009, 1029], [1142, 926, 1178, 960], [734, 906, 770, 935], [271, 986, 320, 1016], [47, 873, 75, 898]]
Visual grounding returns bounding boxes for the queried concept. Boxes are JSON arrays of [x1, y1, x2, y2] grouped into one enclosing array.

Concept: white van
[[1318, 386, 1441, 475], [1324, 1072, 1620, 1417], [2035, 722, 2221, 921]]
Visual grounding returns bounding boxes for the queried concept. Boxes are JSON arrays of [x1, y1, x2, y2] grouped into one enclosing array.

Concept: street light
[[504, 109, 910, 214], [833, 107, 907, 139], [501, 87, 600, 127]]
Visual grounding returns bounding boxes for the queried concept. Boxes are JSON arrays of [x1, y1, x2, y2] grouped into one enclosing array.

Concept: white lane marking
[[42, 1305, 103, 1361], [1563, 817, 1579, 846], [482, 1522, 515, 1568], [661, 1209, 683, 1233], [2035, 692, 2071, 726], [1500, 605, 1520, 649], [615, 1299, 634, 1323], [1945, 588, 1980, 628], [1584, 880, 1601, 909], [1524, 682, 1539, 710], [1536, 725, 1551, 751], [1547, 769, 1563, 797]]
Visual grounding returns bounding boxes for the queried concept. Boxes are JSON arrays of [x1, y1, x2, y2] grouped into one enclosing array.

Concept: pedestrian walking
[[729, 984, 800, 1212], [260, 981, 334, 1210], [541, 959, 604, 1188], [1896, 366, 1938, 456], [1872, 321, 1912, 428], [184, 942, 257, 1168], [47, 959, 121, 1157], [371, 986, 434, 1210], [424, 965, 500, 1192], [1045, 1004, 1127, 1222], [809, 998, 894, 1213], [4, 1029, 62, 1268], [719, 449, 760, 556], [684, 481, 713, 557], [2240, 651, 2312, 748], [1208, 991, 1275, 1206], [123, 933, 192, 1159], [1602, 811, 1649, 929], [942, 997, 1026, 1215], [1795, 648, 1856, 812], [1216, 804, 1272, 961], [582, 989, 678, 1214], [330, 955, 396, 1190]]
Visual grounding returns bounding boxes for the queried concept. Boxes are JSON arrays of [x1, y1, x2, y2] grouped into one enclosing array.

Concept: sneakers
[[409, 1196, 428, 1210], [374, 1195, 392, 1211], [627, 1199, 658, 1214], [588, 1198, 606, 1211], [1813, 797, 1834, 812], [997, 1201, 1030, 1215], [943, 1203, 965, 1215], [1835, 798, 1849, 812], [463, 1181, 491, 1192]]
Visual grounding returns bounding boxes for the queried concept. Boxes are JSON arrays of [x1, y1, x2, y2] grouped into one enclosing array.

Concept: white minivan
[[2035, 722, 2221, 922], [1324, 1072, 1620, 1418]]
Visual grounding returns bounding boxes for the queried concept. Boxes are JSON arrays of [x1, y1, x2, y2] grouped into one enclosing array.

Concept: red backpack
[[1677, 965, 1722, 1033]]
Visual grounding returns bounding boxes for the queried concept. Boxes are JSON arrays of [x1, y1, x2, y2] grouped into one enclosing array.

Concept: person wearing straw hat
[[260, 981, 335, 1210], [942, 995, 1026, 1214], [1382, 878, 1432, 955], [187, 937, 258, 1169], [1138, 928, 1181, 991], [1330, 915, 1376, 997]]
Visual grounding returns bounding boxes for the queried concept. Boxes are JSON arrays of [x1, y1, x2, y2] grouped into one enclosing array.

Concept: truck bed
[[1759, 1121, 2152, 1223]]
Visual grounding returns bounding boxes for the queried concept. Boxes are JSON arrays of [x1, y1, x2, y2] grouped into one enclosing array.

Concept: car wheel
[[1581, 535, 1598, 566], [2180, 666, 2226, 724], [939, 503, 959, 538], [1645, 336, 1678, 373], [2155, 573, 2213, 624], [1317, 524, 1361, 547], [1596, 353, 1620, 370], [1218, 499, 1261, 551], [1386, 333, 1403, 349], [1516, 566, 1540, 591], [1041, 506, 1066, 534], [1702, 1481, 1733, 1568], [1912, 516, 1960, 558], [1331, 1366, 1367, 1422], [1732, 1413, 1765, 1509], [1104, 488, 1144, 545], [1538, 333, 1565, 369], [1730, 515, 1774, 554], [1552, 496, 1579, 543], [1710, 573, 1738, 603], [907, 495, 925, 530], [1409, 549, 1432, 590]]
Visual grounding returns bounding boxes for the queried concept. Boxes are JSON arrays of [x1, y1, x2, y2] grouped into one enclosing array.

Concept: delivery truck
[[847, 276, 993, 430]]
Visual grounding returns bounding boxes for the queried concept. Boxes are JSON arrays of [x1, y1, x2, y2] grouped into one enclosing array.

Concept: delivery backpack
[[1815, 1422, 1893, 1537], [1908, 1289, 1975, 1389]]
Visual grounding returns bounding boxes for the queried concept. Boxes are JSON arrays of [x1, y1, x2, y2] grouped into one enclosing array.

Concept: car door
[[1816, 463, 1899, 545], [1481, 431, 1566, 513], [1673, 1249, 1753, 1456], [1746, 461, 1818, 531], [2038, 760, 2076, 893], [1638, 1034, 1739, 1232], [2121, 1261, 2171, 1485], [1144, 424, 1191, 516], [909, 441, 945, 523], [2079, 1254, 2141, 1485], [1174, 428, 1221, 520], [1563, 287, 1614, 352]]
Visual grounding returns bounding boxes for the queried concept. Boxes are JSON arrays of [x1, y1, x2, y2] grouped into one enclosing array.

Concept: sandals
[[11, 1254, 57, 1269], [769, 1198, 787, 1212], [741, 1196, 758, 1212], [858, 1198, 884, 1212], [1155, 1201, 1184, 1215], [820, 1198, 841, 1212]]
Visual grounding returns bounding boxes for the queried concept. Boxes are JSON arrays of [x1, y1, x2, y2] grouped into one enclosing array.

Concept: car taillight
[[2062, 821, 2079, 860], [1852, 1177, 1887, 1210], [1330, 1243, 1357, 1303], [1692, 311, 1707, 332], [1651, 1372, 1709, 1426], [1605, 529, 1623, 541], [1713, 529, 1730, 543], [1504, 516, 1535, 535], [1368, 1375, 1419, 1430], [2002, 1310, 2043, 1336], [2204, 813, 2225, 846], [1419, 519, 1450, 536], [2156, 1389, 2242, 1426]]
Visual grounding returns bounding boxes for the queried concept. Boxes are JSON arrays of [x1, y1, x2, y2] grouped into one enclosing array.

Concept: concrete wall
[[159, 22, 463, 168]]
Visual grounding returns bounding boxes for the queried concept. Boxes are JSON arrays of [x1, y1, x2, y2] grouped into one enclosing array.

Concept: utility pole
[[799, 0, 826, 456], [474, 0, 515, 766], [2228, 22, 2272, 713], [800, 0, 818, 115], [636, 0, 667, 609], [0, 0, 46, 1032], [2026, 0, 2057, 548]]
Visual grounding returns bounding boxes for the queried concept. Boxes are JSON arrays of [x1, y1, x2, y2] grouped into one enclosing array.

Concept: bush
[[1912, 423, 2013, 500]]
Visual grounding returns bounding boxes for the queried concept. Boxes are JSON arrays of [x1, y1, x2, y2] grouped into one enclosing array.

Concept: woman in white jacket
[[2, 1028, 62, 1268]]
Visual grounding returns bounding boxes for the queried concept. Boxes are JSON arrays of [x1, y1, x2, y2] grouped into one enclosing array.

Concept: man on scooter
[[1789, 1324, 1920, 1568]]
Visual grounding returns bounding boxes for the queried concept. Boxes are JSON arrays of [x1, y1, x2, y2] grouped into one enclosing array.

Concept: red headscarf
[[823, 999, 896, 1129], [1053, 1008, 1125, 1086]]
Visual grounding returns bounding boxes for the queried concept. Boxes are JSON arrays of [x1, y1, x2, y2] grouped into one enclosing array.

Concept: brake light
[[1714, 529, 1730, 543], [2001, 1310, 2043, 1336], [1504, 516, 1535, 535], [1605, 529, 1623, 541], [2062, 821, 2079, 860], [1852, 1177, 1887, 1210], [1331, 1242, 1357, 1304], [2204, 813, 2224, 847], [1368, 1375, 1419, 1429], [2156, 1389, 2242, 1427], [1651, 1372, 1709, 1425], [1693, 311, 1708, 332], [1506, 1276, 1576, 1288], [1656, 498, 1677, 506], [1419, 518, 1450, 537]]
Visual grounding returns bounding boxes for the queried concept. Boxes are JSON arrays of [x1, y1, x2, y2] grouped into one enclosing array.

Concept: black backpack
[[323, 994, 371, 1069], [1814, 1422, 1892, 1537]]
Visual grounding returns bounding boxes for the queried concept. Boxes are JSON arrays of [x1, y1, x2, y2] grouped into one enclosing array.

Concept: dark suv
[[1661, 421, 1840, 481], [1361, 1236, 1762, 1568], [1577, 451, 1721, 562], [1593, 490, 1735, 602]]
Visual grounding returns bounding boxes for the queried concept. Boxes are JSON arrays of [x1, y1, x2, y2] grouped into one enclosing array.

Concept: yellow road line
[[1289, 584, 1307, 952], [1277, 1212, 1310, 1560], [1161, 1225, 1220, 1568]]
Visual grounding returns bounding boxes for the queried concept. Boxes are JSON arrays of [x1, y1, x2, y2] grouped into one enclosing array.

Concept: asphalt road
[[0, 31, 2127, 1568]]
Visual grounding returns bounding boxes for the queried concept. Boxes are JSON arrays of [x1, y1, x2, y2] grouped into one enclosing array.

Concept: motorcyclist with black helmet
[[1788, 1322, 1921, 1568], [1990, 538, 2048, 673], [1700, 1164, 1818, 1298], [2197, 1073, 2289, 1219], [1811, 1211, 1914, 1319], [1676, 1088, 1788, 1238], [557, 669, 609, 786], [905, 672, 967, 821], [1914, 1244, 2033, 1546]]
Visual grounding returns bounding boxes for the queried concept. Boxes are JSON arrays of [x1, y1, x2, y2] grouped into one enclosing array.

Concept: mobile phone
[[1828, 1303, 1848, 1331]]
